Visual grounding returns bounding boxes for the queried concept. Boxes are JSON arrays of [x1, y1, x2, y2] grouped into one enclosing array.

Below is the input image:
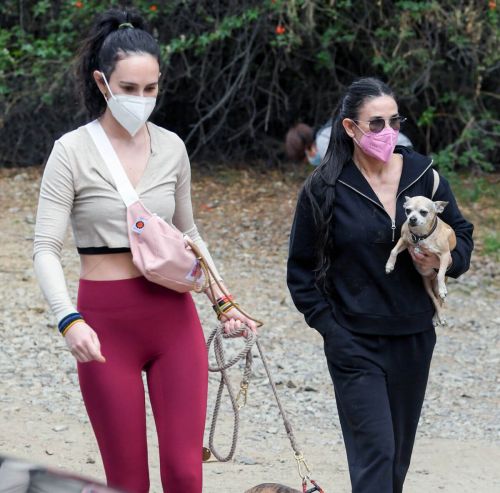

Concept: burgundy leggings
[[77, 276, 208, 493]]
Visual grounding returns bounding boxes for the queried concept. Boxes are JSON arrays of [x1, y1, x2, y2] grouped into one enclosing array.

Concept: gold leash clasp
[[294, 451, 312, 481], [236, 381, 249, 410]]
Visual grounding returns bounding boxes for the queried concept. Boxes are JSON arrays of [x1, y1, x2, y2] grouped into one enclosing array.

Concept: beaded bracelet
[[216, 295, 234, 304], [211, 293, 238, 320], [215, 307, 240, 321], [212, 295, 232, 310], [216, 302, 234, 314], [212, 301, 239, 320], [58, 312, 84, 336]]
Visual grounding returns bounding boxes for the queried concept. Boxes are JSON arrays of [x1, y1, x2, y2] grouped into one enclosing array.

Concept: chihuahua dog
[[385, 196, 456, 326]]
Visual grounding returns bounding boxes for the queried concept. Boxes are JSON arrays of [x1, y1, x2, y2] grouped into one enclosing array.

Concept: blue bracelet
[[58, 312, 84, 336]]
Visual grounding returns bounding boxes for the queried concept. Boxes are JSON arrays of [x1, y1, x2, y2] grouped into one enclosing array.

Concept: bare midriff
[[80, 252, 142, 280]]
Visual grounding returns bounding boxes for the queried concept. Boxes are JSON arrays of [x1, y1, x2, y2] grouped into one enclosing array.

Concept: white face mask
[[100, 72, 156, 137]]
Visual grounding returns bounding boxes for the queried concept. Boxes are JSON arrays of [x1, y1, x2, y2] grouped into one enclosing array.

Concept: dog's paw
[[385, 263, 394, 274], [439, 286, 448, 300]]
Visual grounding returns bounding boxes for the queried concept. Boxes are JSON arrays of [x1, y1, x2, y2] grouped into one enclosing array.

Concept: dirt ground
[[1, 404, 500, 492], [0, 166, 498, 493]]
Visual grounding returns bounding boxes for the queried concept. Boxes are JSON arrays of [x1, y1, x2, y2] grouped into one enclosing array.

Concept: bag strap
[[85, 119, 139, 207], [431, 168, 440, 200]]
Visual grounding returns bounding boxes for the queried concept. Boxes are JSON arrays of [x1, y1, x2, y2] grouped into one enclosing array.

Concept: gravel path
[[0, 167, 498, 492]]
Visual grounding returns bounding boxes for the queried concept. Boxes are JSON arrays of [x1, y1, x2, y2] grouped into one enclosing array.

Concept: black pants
[[323, 324, 436, 493]]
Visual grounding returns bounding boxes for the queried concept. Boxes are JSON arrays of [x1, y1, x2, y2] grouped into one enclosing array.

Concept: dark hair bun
[[285, 123, 315, 161]]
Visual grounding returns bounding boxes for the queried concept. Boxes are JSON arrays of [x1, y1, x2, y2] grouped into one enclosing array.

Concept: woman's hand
[[64, 321, 106, 363], [409, 245, 451, 273], [220, 308, 258, 337]]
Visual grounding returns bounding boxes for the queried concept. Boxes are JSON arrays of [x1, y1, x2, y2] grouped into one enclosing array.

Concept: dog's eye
[[405, 208, 411, 215], [420, 210, 428, 216]]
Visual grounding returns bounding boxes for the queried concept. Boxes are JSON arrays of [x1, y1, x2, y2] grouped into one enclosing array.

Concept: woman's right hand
[[64, 321, 106, 363]]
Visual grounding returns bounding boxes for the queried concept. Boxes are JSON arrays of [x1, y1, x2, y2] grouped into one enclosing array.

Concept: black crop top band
[[77, 246, 132, 255]]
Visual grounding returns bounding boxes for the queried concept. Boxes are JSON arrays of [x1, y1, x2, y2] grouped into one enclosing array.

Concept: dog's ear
[[404, 196, 412, 207], [434, 201, 448, 213]]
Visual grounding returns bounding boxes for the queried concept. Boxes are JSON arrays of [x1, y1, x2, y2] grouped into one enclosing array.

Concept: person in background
[[285, 120, 413, 166]]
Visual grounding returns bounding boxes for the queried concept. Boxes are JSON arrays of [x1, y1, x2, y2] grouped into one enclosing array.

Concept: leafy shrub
[[483, 231, 500, 258], [0, 0, 498, 168]]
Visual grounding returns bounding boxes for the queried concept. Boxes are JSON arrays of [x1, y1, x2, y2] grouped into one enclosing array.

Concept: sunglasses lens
[[369, 119, 385, 133], [390, 117, 402, 130]]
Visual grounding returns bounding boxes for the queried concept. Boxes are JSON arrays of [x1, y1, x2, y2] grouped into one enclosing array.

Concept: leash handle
[[205, 324, 255, 462]]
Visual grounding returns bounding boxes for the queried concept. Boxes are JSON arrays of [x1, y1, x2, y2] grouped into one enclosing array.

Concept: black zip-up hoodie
[[287, 147, 474, 336]]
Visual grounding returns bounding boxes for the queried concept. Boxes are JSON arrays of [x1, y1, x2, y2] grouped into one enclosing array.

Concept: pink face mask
[[354, 125, 399, 163]]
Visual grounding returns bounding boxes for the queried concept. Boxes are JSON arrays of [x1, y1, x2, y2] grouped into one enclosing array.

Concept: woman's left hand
[[220, 307, 258, 337], [409, 245, 450, 272]]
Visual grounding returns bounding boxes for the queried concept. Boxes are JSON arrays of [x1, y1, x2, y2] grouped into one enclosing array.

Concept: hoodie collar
[[338, 147, 433, 206]]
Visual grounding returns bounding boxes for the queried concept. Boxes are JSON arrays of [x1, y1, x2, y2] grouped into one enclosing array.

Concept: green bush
[[0, 0, 498, 167], [483, 231, 500, 258]]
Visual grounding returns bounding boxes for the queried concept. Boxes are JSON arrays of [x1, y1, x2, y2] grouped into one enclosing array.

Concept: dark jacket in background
[[287, 147, 474, 336]]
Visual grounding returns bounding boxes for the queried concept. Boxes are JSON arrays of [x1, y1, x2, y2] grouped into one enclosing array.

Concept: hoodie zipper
[[338, 160, 434, 242]]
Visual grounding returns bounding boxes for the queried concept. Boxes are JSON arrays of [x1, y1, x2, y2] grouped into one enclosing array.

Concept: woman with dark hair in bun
[[33, 8, 256, 493]]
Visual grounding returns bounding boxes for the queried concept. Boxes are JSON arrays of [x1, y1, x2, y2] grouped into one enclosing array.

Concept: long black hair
[[75, 7, 161, 118], [303, 77, 396, 294]]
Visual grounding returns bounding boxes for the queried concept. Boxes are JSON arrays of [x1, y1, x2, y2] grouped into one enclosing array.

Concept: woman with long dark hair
[[33, 8, 256, 493], [287, 77, 473, 492]]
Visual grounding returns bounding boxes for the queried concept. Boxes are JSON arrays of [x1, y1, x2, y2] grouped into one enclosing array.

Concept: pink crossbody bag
[[86, 119, 207, 293]]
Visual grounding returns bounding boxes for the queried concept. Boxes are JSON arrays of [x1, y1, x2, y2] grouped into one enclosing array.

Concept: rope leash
[[188, 240, 325, 491], [205, 324, 255, 462], [205, 324, 324, 491]]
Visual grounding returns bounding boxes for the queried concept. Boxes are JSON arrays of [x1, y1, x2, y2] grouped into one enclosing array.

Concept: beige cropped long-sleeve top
[[33, 121, 221, 322]]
